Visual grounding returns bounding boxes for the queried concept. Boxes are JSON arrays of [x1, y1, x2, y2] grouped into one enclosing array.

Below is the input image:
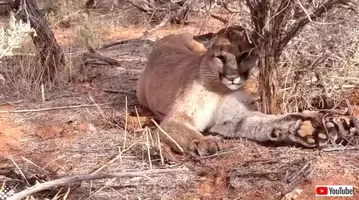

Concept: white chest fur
[[178, 81, 222, 132]]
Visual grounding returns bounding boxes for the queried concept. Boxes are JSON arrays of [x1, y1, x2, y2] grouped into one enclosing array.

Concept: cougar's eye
[[216, 55, 226, 64]]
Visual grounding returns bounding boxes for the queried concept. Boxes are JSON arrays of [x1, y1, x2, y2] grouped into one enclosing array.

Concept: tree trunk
[[12, 0, 65, 82], [255, 37, 281, 114]]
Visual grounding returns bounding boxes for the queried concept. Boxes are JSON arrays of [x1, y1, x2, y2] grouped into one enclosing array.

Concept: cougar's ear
[[193, 32, 216, 49]]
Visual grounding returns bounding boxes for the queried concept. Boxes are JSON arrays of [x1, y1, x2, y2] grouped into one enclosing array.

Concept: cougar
[[136, 26, 329, 156]]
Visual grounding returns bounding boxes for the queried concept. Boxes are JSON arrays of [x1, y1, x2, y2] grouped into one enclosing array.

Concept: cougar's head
[[200, 26, 258, 91]]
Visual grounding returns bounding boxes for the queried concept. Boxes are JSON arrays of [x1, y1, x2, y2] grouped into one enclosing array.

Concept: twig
[[285, 161, 312, 183], [7, 168, 188, 200], [156, 130, 165, 165], [127, 0, 152, 13], [52, 9, 83, 28], [43, 156, 66, 171], [222, 2, 240, 13], [231, 171, 286, 177], [85, 178, 116, 200], [151, 119, 184, 153], [197, 147, 239, 159], [91, 147, 121, 175], [41, 84, 45, 103], [63, 186, 71, 200], [9, 157, 30, 187], [144, 13, 171, 35], [51, 188, 63, 200], [100, 38, 154, 50], [210, 14, 228, 24], [91, 143, 137, 175], [145, 127, 153, 169], [123, 96, 128, 150], [0, 103, 114, 114], [83, 52, 120, 66], [296, 0, 312, 22], [322, 146, 359, 152], [134, 106, 143, 129], [281, 0, 345, 48]]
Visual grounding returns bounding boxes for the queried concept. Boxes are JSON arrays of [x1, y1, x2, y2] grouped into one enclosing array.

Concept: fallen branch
[[231, 171, 286, 177], [285, 161, 312, 184], [7, 168, 188, 200], [210, 13, 228, 24], [322, 146, 359, 152], [100, 38, 154, 50], [0, 103, 114, 114], [83, 52, 120, 66], [222, 2, 240, 13], [127, 0, 153, 14]]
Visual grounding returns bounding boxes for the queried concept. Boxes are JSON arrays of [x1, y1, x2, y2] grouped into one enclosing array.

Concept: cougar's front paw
[[270, 111, 329, 147], [194, 135, 224, 157]]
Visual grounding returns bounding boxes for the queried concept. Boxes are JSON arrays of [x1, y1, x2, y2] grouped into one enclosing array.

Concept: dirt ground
[[1, 18, 359, 200]]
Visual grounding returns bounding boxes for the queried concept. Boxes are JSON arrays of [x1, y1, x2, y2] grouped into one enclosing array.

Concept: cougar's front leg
[[157, 117, 223, 156], [209, 110, 328, 148]]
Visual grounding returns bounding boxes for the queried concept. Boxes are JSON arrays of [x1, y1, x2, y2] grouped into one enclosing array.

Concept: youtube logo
[[316, 185, 354, 196], [316, 186, 328, 195]]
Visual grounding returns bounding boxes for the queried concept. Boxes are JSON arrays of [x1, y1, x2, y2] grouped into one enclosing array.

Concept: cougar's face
[[199, 25, 259, 91], [207, 44, 258, 91]]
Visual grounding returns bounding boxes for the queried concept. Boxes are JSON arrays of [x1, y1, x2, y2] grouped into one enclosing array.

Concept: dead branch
[[130, 0, 191, 30], [144, 13, 171, 35], [210, 13, 228, 24], [7, 168, 188, 200], [0, 103, 114, 114], [322, 146, 359, 152], [222, 1, 240, 13], [83, 52, 120, 66], [231, 171, 286, 177], [127, 0, 153, 14], [100, 38, 154, 50], [281, 0, 349, 50], [285, 161, 312, 183]]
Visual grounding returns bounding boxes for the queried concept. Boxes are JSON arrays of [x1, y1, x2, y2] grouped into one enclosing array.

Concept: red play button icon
[[316, 186, 328, 195]]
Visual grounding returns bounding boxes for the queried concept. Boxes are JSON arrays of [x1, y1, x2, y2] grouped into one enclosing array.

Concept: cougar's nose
[[226, 75, 238, 82], [227, 75, 241, 84]]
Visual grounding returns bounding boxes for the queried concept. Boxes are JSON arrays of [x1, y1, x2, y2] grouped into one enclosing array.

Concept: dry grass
[[278, 8, 359, 113]]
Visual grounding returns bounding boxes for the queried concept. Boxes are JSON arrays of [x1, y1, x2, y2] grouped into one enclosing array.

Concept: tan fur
[[137, 26, 330, 156]]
